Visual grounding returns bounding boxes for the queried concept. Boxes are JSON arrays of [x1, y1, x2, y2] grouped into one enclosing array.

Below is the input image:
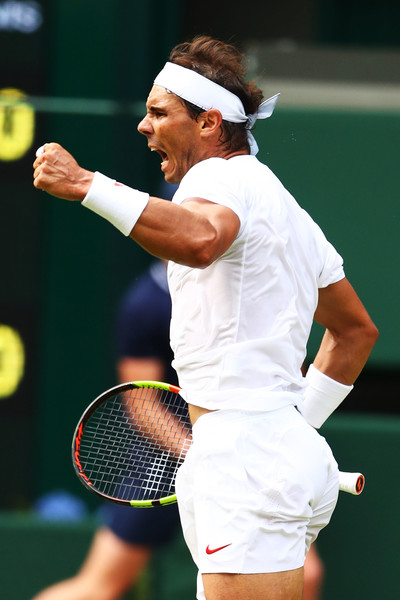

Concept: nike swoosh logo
[[206, 543, 232, 555]]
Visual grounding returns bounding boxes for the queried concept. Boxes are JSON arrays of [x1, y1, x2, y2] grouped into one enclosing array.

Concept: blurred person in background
[[31, 260, 191, 600]]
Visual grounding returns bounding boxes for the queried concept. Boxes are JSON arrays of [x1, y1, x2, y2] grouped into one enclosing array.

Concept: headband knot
[[154, 62, 279, 155]]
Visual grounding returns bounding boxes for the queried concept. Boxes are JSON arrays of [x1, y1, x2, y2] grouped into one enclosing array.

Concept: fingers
[[34, 141, 56, 162], [33, 161, 44, 190], [32, 142, 93, 200], [33, 146, 47, 189], [33, 142, 55, 171], [32, 142, 63, 190]]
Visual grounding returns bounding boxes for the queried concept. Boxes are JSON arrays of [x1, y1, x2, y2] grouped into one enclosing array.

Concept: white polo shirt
[[168, 155, 344, 411]]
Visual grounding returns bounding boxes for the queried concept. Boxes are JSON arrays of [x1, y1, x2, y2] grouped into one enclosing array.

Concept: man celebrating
[[33, 36, 378, 600]]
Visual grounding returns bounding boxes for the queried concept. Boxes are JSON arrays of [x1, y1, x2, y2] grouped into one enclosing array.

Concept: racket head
[[72, 381, 191, 507]]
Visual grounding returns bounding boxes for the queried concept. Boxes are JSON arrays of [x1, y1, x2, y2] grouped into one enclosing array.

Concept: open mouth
[[151, 147, 169, 171]]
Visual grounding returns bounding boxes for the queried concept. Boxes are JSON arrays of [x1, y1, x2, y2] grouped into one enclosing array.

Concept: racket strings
[[76, 386, 191, 502]]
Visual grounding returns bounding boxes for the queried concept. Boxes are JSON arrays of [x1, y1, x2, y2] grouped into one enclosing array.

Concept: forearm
[[303, 324, 378, 428], [312, 327, 377, 386], [304, 278, 379, 427], [83, 173, 233, 267], [117, 359, 190, 459], [128, 397, 191, 460]]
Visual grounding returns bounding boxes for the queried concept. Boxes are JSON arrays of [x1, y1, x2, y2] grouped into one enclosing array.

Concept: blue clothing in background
[[104, 261, 181, 546]]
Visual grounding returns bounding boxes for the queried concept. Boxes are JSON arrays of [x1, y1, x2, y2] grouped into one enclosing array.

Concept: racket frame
[[72, 380, 184, 507]]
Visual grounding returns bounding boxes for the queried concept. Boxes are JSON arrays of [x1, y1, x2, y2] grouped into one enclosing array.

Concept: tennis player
[[33, 36, 378, 600]]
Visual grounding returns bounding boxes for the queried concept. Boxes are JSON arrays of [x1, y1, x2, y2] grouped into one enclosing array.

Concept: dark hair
[[169, 36, 264, 153]]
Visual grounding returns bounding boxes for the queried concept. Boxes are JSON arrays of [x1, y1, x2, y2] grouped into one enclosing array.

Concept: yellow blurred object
[[0, 88, 35, 161], [0, 324, 25, 398]]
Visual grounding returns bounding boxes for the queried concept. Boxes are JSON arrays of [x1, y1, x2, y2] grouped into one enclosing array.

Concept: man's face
[[137, 86, 203, 184]]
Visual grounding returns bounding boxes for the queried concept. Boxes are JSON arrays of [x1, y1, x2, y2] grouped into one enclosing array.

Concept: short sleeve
[[312, 225, 345, 288], [173, 158, 246, 225]]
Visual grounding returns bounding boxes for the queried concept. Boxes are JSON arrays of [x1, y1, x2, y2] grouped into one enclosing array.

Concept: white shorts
[[175, 405, 338, 575]]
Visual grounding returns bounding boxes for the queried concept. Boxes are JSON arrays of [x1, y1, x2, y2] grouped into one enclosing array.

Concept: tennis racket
[[72, 380, 365, 508]]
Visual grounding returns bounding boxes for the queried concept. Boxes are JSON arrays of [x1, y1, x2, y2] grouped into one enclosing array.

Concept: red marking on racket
[[74, 423, 93, 485], [169, 384, 181, 394], [355, 475, 365, 494]]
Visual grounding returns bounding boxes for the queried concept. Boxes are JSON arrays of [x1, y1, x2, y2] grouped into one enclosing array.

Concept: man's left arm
[[313, 277, 379, 385], [302, 277, 379, 428]]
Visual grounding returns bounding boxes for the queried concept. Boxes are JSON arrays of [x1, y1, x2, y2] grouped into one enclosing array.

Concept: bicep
[[131, 196, 240, 268], [182, 197, 240, 260], [314, 277, 372, 334]]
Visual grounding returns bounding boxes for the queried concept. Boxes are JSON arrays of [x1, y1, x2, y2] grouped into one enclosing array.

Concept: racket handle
[[339, 471, 365, 495]]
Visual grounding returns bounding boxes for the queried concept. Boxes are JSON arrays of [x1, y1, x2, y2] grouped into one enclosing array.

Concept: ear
[[198, 109, 223, 139]]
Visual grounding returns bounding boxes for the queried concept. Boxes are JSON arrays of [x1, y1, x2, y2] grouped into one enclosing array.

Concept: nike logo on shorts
[[206, 543, 232, 555]]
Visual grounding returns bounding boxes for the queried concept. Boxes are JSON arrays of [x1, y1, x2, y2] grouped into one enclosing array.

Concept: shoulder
[[186, 155, 259, 177], [175, 155, 264, 200], [174, 156, 271, 225]]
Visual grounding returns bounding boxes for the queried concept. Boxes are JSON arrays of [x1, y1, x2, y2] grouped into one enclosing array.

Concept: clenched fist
[[33, 142, 94, 201]]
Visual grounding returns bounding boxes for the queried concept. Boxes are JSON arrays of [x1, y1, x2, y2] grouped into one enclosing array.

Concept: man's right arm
[[33, 143, 240, 269]]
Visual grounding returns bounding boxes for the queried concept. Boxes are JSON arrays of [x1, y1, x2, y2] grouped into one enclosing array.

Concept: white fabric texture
[[153, 62, 280, 155], [168, 155, 345, 411], [301, 364, 354, 428], [82, 172, 149, 236], [176, 406, 339, 577]]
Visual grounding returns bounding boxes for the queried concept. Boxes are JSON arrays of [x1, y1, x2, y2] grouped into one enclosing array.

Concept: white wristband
[[82, 171, 149, 236], [302, 364, 354, 428]]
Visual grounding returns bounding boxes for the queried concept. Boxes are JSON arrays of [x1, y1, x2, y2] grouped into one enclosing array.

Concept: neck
[[221, 149, 249, 159]]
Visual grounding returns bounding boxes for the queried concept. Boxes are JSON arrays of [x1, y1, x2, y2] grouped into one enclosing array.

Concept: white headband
[[153, 62, 279, 155]]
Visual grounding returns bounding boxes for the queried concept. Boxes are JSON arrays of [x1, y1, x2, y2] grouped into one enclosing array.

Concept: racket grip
[[338, 471, 365, 495]]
